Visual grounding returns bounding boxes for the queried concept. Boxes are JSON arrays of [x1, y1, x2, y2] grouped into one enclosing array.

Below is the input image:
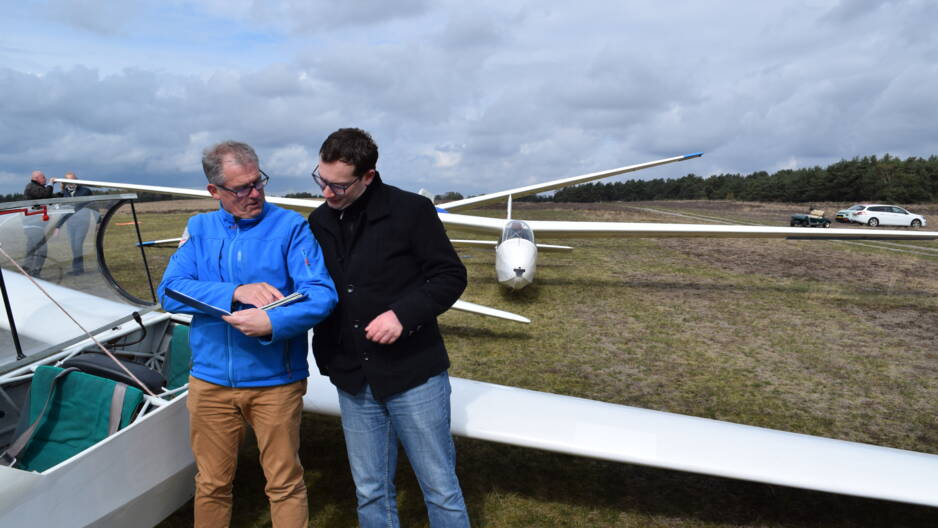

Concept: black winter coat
[[24, 181, 54, 200], [308, 175, 467, 400]]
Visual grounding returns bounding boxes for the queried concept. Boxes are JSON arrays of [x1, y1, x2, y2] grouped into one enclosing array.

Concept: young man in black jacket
[[308, 128, 470, 527]]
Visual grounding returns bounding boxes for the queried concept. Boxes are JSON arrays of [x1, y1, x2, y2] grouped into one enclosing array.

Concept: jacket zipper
[[226, 224, 241, 386]]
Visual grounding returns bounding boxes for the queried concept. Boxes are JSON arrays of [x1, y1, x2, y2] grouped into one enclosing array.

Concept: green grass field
[[101, 199, 938, 527]]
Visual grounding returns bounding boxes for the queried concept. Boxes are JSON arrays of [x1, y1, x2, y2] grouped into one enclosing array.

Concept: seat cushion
[[19, 365, 143, 472]]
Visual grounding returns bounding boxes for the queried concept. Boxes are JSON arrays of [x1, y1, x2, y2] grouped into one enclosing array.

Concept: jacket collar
[[218, 201, 270, 228], [362, 172, 390, 223]]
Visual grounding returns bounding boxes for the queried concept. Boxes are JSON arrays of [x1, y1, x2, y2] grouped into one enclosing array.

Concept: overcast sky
[[1, 1, 936, 197]]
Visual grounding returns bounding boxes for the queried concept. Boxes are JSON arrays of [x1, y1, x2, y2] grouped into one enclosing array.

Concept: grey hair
[[201, 141, 259, 186]]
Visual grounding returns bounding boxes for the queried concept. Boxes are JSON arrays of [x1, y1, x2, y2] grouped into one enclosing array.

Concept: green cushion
[[19, 365, 144, 472], [165, 324, 191, 390]]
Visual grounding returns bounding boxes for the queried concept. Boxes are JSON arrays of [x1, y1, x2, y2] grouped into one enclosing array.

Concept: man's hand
[[364, 310, 403, 345], [222, 308, 272, 337], [233, 282, 283, 308]]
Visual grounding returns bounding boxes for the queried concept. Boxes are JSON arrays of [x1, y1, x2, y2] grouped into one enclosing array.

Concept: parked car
[[835, 204, 866, 223], [844, 204, 927, 227]]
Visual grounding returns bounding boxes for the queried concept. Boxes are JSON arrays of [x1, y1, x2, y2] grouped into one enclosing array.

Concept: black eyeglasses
[[216, 170, 270, 198], [311, 165, 361, 195]]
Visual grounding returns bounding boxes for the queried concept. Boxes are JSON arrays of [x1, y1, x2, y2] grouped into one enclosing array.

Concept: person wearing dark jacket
[[23, 170, 55, 276], [308, 128, 470, 528], [54, 172, 95, 275]]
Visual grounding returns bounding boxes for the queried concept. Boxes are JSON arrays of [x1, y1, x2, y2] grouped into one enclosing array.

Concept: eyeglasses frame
[[214, 169, 270, 198], [311, 165, 365, 196]]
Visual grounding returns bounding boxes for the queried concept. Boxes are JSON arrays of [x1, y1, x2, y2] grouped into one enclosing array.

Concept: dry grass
[[113, 198, 938, 527]]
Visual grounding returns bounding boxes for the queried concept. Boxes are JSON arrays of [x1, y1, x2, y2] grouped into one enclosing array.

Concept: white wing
[[61, 178, 324, 209], [521, 221, 938, 241], [451, 300, 530, 323], [69, 152, 705, 217], [438, 212, 509, 235], [303, 369, 938, 508], [62, 180, 938, 242], [441, 213, 938, 241], [437, 153, 703, 212], [450, 239, 572, 252]]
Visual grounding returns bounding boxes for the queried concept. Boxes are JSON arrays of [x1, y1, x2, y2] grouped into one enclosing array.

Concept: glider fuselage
[[495, 220, 537, 290]]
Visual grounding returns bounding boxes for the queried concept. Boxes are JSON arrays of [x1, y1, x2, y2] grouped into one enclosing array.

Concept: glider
[[62, 154, 702, 292]]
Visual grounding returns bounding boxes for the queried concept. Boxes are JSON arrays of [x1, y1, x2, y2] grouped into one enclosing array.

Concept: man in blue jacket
[[159, 140, 337, 528]]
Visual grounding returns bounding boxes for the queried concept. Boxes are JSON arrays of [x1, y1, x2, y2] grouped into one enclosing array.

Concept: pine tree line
[[533, 154, 938, 203]]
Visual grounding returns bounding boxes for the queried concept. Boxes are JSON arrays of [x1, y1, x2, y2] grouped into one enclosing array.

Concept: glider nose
[[501, 274, 530, 290], [498, 266, 529, 290], [495, 238, 537, 290]]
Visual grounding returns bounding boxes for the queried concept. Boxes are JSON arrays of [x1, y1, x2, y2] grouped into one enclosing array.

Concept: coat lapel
[[312, 203, 341, 240]]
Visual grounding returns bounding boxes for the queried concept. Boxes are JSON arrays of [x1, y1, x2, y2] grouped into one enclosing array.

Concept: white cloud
[[431, 150, 461, 169], [266, 144, 315, 178], [1, 1, 937, 197]]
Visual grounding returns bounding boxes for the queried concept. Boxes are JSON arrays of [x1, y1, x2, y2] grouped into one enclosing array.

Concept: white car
[[847, 204, 927, 227], [835, 204, 866, 223]]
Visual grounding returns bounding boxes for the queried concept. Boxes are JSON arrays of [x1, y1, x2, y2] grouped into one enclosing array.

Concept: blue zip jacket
[[158, 202, 337, 387]]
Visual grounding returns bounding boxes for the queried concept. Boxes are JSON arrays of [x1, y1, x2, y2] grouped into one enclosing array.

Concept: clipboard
[[165, 288, 305, 317]]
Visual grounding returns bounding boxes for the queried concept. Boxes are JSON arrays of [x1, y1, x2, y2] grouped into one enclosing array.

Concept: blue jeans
[[65, 208, 91, 273], [338, 371, 470, 528]]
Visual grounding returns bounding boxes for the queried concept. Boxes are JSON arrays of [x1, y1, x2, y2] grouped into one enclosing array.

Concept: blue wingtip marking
[[435, 206, 450, 213], [684, 152, 704, 159]]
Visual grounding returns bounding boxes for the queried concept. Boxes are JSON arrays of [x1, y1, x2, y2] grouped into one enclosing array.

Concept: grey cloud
[[244, 0, 432, 33], [820, 0, 893, 24], [241, 64, 312, 98], [433, 7, 515, 51], [4, 1, 938, 198], [819, 0, 938, 54], [297, 44, 476, 127], [857, 67, 938, 154], [43, 0, 140, 35], [0, 65, 328, 192]]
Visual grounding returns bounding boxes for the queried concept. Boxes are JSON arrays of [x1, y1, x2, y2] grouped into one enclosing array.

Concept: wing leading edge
[[437, 153, 704, 212], [441, 213, 938, 241], [521, 221, 938, 240], [59, 178, 324, 209]]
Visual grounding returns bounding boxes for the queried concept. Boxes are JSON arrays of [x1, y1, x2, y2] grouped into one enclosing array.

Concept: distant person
[[22, 170, 55, 277], [158, 141, 337, 527], [307, 128, 470, 527], [54, 172, 95, 275]]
